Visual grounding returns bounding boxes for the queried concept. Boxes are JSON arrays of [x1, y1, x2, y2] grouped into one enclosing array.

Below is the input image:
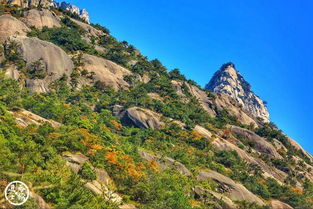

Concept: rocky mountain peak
[[53, 1, 90, 23], [205, 62, 270, 123]]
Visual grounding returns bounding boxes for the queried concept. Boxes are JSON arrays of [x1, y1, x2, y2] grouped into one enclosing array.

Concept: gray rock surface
[[80, 54, 131, 90], [228, 125, 282, 159], [8, 36, 73, 93], [22, 9, 61, 29], [138, 149, 192, 176], [125, 107, 164, 129], [194, 125, 212, 138], [197, 170, 265, 205], [0, 15, 30, 43], [206, 63, 269, 122]]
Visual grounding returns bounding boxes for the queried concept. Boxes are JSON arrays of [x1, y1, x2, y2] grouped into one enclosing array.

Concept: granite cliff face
[[6, 0, 90, 23], [206, 62, 270, 123], [1, 3, 313, 208], [6, 0, 54, 8], [54, 1, 90, 23]]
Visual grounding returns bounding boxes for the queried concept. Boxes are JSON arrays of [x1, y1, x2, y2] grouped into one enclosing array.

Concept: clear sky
[[66, 0, 313, 154]]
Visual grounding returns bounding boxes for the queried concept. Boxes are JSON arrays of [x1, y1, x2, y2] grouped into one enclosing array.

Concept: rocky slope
[[0, 3, 312, 209], [54, 1, 90, 23], [206, 62, 270, 123]]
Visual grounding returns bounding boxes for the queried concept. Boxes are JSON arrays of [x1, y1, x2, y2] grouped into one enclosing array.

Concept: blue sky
[[67, 0, 313, 154]]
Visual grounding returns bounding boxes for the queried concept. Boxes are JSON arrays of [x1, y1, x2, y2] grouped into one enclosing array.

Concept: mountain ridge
[[0, 3, 312, 209]]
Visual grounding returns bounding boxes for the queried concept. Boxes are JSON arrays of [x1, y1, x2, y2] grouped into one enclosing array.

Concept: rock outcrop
[[70, 18, 103, 37], [206, 62, 269, 123], [7, 36, 73, 93], [80, 54, 131, 90], [138, 149, 192, 176], [287, 137, 313, 163], [197, 170, 265, 205], [171, 80, 259, 126], [10, 109, 61, 127], [124, 107, 164, 129], [62, 153, 122, 203], [228, 125, 282, 159], [22, 9, 61, 29], [171, 80, 216, 117], [213, 136, 287, 183], [0, 15, 30, 43], [54, 1, 90, 23], [195, 126, 287, 183], [7, 0, 54, 8]]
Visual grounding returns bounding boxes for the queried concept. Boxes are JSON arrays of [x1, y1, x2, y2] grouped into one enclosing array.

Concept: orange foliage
[[79, 128, 104, 155], [91, 144, 104, 150], [147, 159, 158, 172], [110, 120, 123, 130], [63, 103, 71, 109], [291, 187, 303, 195], [105, 150, 146, 180], [105, 151, 119, 165], [191, 131, 202, 140]]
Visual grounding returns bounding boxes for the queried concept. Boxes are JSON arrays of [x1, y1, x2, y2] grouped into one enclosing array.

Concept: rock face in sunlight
[[1, 2, 313, 209], [6, 0, 54, 8], [206, 62, 270, 123], [53, 1, 90, 23]]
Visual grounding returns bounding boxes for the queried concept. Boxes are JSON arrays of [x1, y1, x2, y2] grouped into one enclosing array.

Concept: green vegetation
[[0, 6, 312, 209]]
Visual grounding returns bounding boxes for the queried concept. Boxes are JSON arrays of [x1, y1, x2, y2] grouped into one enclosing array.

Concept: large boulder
[[80, 54, 131, 90], [7, 36, 74, 93], [193, 125, 213, 139], [0, 15, 30, 43], [138, 149, 192, 176], [270, 200, 293, 209], [197, 170, 265, 205], [125, 107, 164, 129], [22, 9, 61, 29], [228, 125, 282, 159]]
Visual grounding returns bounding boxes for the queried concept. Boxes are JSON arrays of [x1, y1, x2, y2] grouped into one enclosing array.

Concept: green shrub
[[79, 163, 97, 181]]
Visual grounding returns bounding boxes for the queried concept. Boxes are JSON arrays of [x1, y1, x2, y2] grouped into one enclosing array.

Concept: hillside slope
[[0, 2, 312, 209]]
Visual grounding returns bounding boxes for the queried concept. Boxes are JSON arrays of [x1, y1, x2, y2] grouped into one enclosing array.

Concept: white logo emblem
[[4, 181, 30, 206]]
